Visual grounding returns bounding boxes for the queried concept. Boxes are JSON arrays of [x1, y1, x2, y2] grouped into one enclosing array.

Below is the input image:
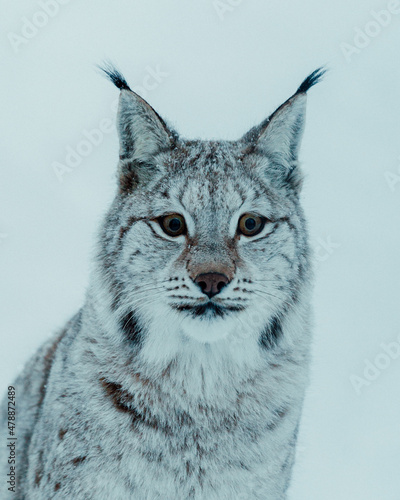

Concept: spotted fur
[[0, 66, 323, 499]]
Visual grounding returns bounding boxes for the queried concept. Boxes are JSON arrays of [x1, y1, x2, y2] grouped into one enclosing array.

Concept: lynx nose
[[194, 273, 230, 299]]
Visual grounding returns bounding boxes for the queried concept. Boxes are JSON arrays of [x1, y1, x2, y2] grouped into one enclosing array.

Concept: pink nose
[[194, 273, 230, 298]]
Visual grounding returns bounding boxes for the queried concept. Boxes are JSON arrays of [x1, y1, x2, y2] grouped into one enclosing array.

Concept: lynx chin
[[0, 65, 324, 499]]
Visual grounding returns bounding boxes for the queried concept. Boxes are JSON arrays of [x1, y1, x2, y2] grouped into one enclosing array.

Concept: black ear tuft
[[296, 67, 326, 95], [98, 62, 131, 91]]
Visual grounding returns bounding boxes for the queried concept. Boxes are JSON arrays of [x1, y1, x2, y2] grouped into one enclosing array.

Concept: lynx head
[[95, 66, 323, 364]]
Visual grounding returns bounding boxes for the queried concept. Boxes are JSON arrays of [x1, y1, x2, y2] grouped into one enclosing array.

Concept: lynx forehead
[[0, 65, 324, 499]]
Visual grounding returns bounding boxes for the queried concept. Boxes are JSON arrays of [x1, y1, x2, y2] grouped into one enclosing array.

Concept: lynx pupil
[[169, 218, 181, 232], [245, 218, 256, 231]]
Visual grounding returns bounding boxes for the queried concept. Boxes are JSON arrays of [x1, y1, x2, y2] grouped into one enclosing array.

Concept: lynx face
[[97, 67, 322, 356]]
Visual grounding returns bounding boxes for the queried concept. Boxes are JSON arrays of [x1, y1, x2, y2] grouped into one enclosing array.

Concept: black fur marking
[[266, 407, 288, 431], [120, 311, 143, 345], [98, 62, 132, 91], [296, 67, 326, 94], [172, 302, 245, 318], [259, 316, 283, 349], [100, 378, 174, 436]]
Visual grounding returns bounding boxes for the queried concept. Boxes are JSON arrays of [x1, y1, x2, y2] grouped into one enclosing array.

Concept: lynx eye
[[159, 214, 186, 237], [238, 213, 265, 237]]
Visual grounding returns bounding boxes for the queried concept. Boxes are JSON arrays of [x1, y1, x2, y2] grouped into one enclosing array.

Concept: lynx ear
[[242, 68, 325, 192], [101, 65, 177, 192]]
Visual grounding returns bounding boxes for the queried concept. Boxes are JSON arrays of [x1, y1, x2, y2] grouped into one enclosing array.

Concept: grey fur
[[0, 67, 322, 499]]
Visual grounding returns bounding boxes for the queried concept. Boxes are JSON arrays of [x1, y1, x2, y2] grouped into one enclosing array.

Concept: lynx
[[0, 66, 324, 499]]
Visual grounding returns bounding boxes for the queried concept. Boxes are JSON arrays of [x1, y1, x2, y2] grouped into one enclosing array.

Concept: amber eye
[[159, 214, 186, 237], [238, 213, 265, 236]]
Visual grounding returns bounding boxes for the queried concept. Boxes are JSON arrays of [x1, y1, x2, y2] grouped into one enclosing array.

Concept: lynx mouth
[[171, 302, 245, 319]]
